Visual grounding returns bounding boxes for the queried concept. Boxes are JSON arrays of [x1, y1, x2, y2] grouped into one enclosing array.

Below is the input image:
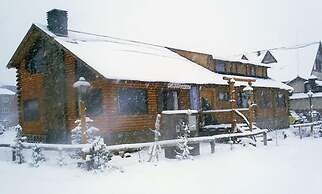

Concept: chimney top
[[47, 9, 68, 37]]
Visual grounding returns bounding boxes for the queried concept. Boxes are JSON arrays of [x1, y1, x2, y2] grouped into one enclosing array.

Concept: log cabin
[[6, 9, 292, 144]]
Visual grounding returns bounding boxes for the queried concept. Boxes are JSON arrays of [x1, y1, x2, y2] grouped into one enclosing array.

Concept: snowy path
[[0, 135, 321, 194]]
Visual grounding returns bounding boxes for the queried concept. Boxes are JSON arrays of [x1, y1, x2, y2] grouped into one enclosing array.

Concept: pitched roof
[[233, 42, 321, 82], [7, 23, 293, 91], [0, 88, 15, 95]]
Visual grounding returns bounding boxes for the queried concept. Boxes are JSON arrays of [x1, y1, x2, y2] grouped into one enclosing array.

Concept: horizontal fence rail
[[0, 129, 268, 153]]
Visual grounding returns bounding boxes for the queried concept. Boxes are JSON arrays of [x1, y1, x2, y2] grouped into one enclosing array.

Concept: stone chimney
[[47, 9, 68, 37]]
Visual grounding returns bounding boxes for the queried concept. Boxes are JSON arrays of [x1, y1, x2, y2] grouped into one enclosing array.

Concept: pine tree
[[175, 121, 193, 160], [13, 134, 26, 164], [30, 144, 45, 167], [85, 137, 111, 171], [71, 117, 99, 144]]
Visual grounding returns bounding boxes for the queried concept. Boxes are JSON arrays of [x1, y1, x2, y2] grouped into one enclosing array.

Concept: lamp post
[[243, 83, 254, 131], [307, 90, 313, 135], [73, 77, 91, 144]]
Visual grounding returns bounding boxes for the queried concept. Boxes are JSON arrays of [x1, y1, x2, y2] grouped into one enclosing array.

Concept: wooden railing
[[0, 129, 268, 161]]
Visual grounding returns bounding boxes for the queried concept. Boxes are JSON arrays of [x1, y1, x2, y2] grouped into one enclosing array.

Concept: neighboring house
[[6, 9, 291, 144], [236, 42, 322, 115], [170, 48, 291, 129], [0, 86, 18, 127]]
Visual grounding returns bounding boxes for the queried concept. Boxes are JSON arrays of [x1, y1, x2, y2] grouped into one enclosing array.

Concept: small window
[[118, 88, 148, 114], [237, 91, 248, 108], [250, 66, 256, 76], [216, 60, 225, 73], [1, 96, 10, 104], [277, 93, 286, 108], [23, 100, 40, 121], [85, 88, 103, 117], [218, 91, 229, 101]]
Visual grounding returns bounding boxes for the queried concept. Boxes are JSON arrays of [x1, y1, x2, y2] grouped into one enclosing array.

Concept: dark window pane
[[216, 60, 225, 73], [118, 88, 148, 114], [277, 93, 286, 108], [237, 91, 248, 108], [85, 89, 103, 117], [23, 100, 39, 121]]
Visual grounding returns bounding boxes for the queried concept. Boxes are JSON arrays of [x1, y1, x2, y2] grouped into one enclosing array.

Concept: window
[[23, 100, 40, 121], [26, 39, 46, 74], [250, 66, 256, 76], [1, 96, 10, 104], [277, 93, 286, 108], [118, 88, 148, 114], [258, 90, 271, 108], [85, 88, 103, 116], [157, 90, 179, 112], [216, 60, 225, 73], [237, 91, 248, 108], [218, 91, 229, 101]]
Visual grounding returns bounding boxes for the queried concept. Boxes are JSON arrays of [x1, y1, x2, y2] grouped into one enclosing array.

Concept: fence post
[[210, 140, 215, 153], [298, 126, 302, 139], [263, 132, 267, 146], [12, 147, 16, 162]]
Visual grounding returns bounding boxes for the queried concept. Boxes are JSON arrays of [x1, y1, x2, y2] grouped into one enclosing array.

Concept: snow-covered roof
[[268, 43, 320, 82], [232, 43, 320, 82], [34, 24, 292, 90], [0, 88, 15, 95], [221, 53, 271, 67], [290, 92, 322, 100]]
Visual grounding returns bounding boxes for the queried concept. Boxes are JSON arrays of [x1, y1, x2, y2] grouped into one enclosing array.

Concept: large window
[[23, 100, 40, 121], [118, 88, 148, 114], [277, 92, 286, 108], [85, 88, 103, 116], [258, 90, 271, 108], [157, 90, 179, 112]]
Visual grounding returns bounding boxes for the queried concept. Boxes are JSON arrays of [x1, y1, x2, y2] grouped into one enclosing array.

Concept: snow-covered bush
[[13, 135, 26, 164], [15, 124, 22, 139], [84, 137, 111, 171], [30, 144, 45, 167], [57, 148, 66, 167], [71, 117, 99, 144], [175, 121, 193, 160]]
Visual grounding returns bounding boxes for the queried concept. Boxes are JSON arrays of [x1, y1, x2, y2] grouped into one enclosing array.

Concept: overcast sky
[[1, 0, 322, 85]]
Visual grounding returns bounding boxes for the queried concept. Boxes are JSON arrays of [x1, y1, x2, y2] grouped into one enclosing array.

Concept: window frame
[[117, 88, 148, 115], [23, 99, 40, 122]]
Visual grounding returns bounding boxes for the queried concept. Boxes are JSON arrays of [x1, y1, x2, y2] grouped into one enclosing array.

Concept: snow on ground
[[0, 128, 322, 194]]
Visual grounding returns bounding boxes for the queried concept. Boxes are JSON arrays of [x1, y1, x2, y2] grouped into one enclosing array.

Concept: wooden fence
[[0, 129, 268, 161]]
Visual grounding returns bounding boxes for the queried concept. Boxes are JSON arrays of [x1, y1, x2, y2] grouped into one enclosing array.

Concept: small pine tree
[[15, 124, 22, 139], [85, 137, 111, 171], [30, 144, 45, 167], [71, 117, 99, 144], [176, 121, 193, 160], [13, 135, 26, 164]]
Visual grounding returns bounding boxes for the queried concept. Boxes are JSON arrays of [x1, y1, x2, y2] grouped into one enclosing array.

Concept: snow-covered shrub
[[15, 124, 22, 139], [13, 135, 26, 164], [71, 117, 100, 144], [57, 148, 66, 167], [30, 144, 45, 167], [84, 137, 111, 171], [148, 114, 162, 163], [175, 121, 193, 160]]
